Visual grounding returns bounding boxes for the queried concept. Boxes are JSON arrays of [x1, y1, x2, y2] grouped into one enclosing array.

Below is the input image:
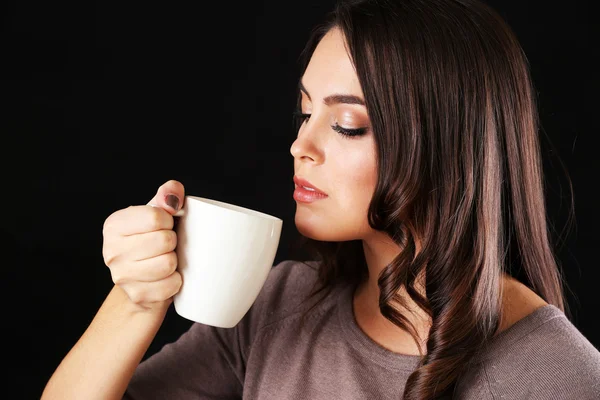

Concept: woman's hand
[[101, 180, 185, 311]]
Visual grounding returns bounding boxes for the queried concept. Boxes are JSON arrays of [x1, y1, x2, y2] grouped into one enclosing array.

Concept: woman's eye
[[292, 111, 311, 122], [293, 110, 368, 139], [331, 124, 367, 138]]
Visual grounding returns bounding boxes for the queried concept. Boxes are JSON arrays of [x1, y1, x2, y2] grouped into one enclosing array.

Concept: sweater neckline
[[336, 281, 563, 369]]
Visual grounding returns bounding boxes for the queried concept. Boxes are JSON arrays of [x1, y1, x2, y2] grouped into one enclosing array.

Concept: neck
[[357, 232, 431, 348]]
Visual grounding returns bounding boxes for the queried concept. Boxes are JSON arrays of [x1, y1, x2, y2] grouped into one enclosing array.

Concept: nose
[[289, 121, 324, 164]]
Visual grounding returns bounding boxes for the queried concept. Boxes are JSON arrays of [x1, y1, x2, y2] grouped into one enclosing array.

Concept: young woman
[[42, 0, 600, 399]]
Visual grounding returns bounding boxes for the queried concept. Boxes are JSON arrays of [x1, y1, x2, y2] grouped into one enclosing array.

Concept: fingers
[[101, 179, 186, 308], [110, 251, 178, 284], [147, 180, 186, 216], [103, 179, 185, 236], [109, 229, 177, 262], [104, 205, 174, 236]]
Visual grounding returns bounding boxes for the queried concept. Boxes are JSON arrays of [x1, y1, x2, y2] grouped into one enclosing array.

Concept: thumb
[[147, 179, 186, 216]]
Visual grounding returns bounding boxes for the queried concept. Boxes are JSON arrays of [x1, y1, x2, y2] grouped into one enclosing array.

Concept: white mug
[[172, 195, 282, 328]]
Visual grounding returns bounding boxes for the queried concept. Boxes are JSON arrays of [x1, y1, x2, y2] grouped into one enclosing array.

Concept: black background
[[1, 1, 596, 398]]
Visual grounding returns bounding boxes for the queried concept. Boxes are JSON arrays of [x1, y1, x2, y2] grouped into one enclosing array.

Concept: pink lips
[[293, 175, 328, 203], [293, 176, 327, 195]]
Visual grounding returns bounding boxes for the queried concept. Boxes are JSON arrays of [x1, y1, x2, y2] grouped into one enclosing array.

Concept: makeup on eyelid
[[292, 109, 369, 138]]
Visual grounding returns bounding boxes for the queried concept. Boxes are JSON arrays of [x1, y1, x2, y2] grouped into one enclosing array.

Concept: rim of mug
[[184, 195, 282, 222]]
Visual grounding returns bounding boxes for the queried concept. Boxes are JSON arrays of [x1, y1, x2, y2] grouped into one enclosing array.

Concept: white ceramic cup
[[170, 195, 282, 328]]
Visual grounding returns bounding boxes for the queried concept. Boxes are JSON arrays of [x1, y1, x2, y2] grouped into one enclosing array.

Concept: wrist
[[111, 286, 172, 320]]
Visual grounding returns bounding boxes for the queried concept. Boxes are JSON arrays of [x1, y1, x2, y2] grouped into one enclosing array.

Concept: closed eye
[[292, 111, 311, 122], [292, 110, 367, 139]]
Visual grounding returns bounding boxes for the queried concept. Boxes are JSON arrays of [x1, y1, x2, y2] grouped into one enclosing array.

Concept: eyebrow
[[298, 79, 365, 106]]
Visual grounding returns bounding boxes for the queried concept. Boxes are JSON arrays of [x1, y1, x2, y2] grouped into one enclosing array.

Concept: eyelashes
[[292, 110, 367, 138], [292, 111, 311, 124]]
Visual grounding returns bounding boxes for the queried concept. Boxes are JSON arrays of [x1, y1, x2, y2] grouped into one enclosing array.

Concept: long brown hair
[[290, 0, 575, 398]]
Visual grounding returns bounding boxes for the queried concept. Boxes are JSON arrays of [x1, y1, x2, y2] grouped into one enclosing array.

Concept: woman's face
[[290, 28, 378, 242]]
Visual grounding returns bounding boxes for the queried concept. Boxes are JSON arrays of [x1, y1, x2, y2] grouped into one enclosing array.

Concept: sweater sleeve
[[122, 310, 246, 399], [122, 259, 319, 400]]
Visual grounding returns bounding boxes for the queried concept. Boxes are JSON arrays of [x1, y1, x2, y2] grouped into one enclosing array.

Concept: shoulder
[[495, 275, 549, 335], [472, 305, 600, 399]]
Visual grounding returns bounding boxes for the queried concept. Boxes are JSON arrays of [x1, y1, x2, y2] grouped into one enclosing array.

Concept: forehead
[[302, 28, 364, 98]]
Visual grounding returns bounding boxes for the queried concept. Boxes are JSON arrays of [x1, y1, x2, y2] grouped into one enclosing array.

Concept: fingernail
[[166, 194, 180, 211]]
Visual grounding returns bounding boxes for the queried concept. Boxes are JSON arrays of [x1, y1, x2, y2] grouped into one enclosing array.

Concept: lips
[[293, 175, 327, 195]]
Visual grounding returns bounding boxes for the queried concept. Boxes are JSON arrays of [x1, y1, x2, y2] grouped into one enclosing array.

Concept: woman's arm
[[41, 285, 170, 400]]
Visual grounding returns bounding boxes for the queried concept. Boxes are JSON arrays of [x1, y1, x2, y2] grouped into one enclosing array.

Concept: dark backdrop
[[1, 1, 596, 398]]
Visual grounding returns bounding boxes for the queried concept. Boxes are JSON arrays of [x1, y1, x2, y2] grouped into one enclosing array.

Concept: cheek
[[294, 142, 378, 241], [321, 152, 378, 240], [336, 161, 376, 223], [336, 141, 377, 201]]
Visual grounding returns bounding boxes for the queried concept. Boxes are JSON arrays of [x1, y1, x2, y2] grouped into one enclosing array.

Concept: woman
[[42, 0, 600, 399]]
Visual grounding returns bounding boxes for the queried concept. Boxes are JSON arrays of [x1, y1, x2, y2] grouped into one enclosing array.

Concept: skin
[[41, 181, 186, 400], [41, 27, 550, 400], [45, 25, 422, 398], [290, 28, 547, 355]]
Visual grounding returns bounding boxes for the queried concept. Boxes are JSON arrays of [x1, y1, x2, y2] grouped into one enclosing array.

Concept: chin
[[295, 217, 325, 241], [294, 214, 364, 242]]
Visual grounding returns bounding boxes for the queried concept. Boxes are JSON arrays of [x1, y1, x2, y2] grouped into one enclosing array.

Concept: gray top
[[124, 260, 600, 399]]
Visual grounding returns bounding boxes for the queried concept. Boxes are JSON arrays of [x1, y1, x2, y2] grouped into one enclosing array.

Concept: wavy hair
[[291, 0, 575, 398]]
